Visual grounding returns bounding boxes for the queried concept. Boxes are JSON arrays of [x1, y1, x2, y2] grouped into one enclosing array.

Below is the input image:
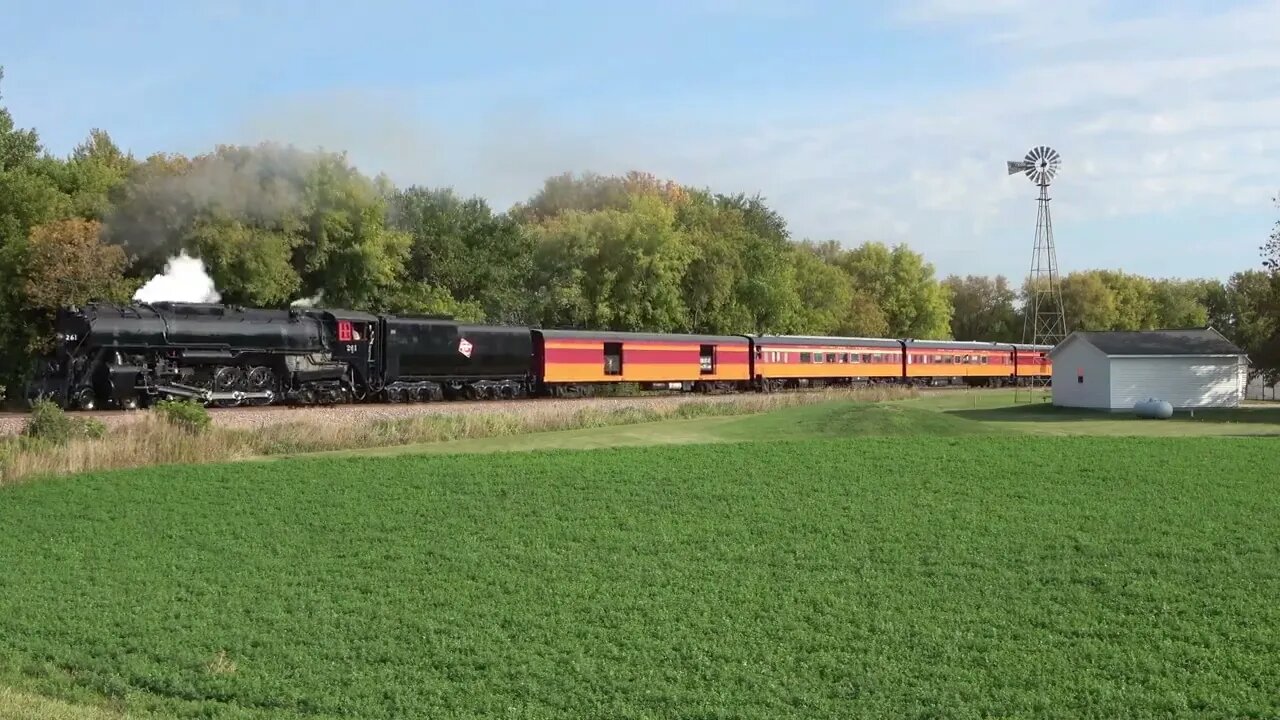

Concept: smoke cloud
[[105, 142, 329, 274], [133, 251, 222, 304], [289, 290, 325, 308]]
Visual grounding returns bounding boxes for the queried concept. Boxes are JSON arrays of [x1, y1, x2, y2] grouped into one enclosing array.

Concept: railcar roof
[[303, 308, 380, 323], [903, 339, 1010, 350], [458, 323, 540, 333], [534, 328, 748, 343], [752, 335, 902, 348], [381, 316, 532, 332]]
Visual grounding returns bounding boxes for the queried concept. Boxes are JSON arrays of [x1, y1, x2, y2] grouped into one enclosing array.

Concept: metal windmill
[[1007, 145, 1067, 392]]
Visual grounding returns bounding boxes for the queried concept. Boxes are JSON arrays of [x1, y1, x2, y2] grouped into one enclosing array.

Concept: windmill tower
[[1007, 146, 1067, 396]]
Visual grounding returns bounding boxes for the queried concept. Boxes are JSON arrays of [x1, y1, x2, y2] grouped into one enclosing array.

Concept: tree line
[[1, 69, 1278, 398]]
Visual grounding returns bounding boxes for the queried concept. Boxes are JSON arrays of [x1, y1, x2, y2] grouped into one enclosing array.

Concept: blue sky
[[3, 0, 1278, 282]]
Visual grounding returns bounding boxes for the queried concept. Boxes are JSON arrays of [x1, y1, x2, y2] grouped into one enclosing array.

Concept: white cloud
[[673, 0, 1280, 278], [217, 1, 1280, 281]]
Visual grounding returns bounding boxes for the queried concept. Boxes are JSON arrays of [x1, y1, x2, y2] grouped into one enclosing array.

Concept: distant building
[[1049, 328, 1248, 410], [1247, 375, 1279, 401]]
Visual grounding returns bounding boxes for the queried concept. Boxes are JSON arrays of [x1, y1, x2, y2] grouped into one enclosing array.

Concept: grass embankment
[[0, 386, 917, 485], [320, 391, 1280, 458], [1, 436, 1276, 718]]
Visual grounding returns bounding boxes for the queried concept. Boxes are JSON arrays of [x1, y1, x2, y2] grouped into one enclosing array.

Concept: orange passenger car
[[903, 340, 1054, 386], [903, 340, 1016, 386], [533, 329, 751, 393], [1011, 343, 1053, 382], [750, 335, 904, 390]]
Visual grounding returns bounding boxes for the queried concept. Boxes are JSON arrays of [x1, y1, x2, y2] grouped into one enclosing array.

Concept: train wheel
[[212, 367, 245, 408], [74, 387, 96, 411], [246, 367, 274, 399]]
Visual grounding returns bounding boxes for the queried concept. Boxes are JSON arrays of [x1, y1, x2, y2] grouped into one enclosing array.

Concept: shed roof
[[1050, 327, 1244, 358]]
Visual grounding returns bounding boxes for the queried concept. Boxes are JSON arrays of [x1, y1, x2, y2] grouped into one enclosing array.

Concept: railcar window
[[604, 342, 623, 376], [981, 356, 989, 364], [840, 353, 849, 363], [826, 353, 837, 363], [700, 345, 716, 375], [814, 352, 824, 364], [800, 352, 811, 363]]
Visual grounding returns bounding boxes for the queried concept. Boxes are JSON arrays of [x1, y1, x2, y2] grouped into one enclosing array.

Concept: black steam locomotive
[[25, 302, 534, 410]]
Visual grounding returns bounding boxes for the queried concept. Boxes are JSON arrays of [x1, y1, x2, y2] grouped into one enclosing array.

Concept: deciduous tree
[[791, 244, 853, 334], [943, 274, 1019, 341], [391, 187, 533, 323], [837, 242, 952, 338]]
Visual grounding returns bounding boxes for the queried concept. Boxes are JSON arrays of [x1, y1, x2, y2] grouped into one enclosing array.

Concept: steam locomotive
[[25, 301, 1052, 410]]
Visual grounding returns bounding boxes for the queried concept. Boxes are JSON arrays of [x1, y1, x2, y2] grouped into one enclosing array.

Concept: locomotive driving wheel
[[245, 366, 275, 406], [211, 366, 246, 408], [74, 387, 97, 411]]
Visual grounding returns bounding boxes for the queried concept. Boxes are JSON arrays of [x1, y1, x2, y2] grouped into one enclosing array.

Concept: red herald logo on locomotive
[[458, 338, 473, 358]]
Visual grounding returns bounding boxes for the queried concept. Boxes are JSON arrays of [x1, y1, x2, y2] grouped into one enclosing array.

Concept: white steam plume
[[133, 251, 222, 304], [290, 290, 325, 308]]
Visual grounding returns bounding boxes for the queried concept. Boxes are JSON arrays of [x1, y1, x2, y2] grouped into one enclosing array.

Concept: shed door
[[1109, 357, 1239, 409]]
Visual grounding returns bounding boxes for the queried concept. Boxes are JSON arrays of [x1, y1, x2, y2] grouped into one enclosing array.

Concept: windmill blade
[[1009, 146, 1061, 185]]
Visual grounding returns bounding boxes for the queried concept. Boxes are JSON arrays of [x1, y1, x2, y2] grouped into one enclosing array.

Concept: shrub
[[154, 399, 211, 434], [22, 400, 73, 445], [0, 441, 12, 477], [72, 417, 108, 439]]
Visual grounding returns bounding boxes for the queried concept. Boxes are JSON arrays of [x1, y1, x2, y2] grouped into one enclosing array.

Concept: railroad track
[[1, 384, 982, 419], [3, 385, 992, 438], [0, 392, 682, 418]]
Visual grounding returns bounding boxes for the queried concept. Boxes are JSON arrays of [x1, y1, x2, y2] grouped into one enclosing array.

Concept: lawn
[[1, 433, 1277, 718], [307, 390, 1280, 459]]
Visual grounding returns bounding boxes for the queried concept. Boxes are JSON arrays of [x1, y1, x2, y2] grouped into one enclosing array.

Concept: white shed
[[1049, 328, 1248, 410]]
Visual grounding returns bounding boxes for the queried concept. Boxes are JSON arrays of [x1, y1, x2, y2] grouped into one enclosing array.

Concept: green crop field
[[2, 427, 1278, 718]]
